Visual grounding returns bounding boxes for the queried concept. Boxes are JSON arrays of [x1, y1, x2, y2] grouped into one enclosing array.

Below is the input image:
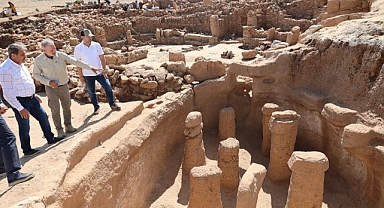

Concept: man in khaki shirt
[[33, 38, 101, 138]]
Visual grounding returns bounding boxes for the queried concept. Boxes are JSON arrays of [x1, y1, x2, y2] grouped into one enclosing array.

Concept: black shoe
[[8, 172, 35, 187], [48, 137, 65, 145], [24, 149, 40, 157], [110, 103, 121, 111], [93, 106, 100, 115]]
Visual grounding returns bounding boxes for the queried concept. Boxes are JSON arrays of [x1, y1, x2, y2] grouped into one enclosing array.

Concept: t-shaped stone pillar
[[219, 107, 236, 141], [286, 151, 329, 208], [261, 103, 279, 156], [267, 110, 300, 182], [218, 137, 240, 189], [183, 111, 206, 175], [189, 165, 223, 208], [210, 15, 220, 38]]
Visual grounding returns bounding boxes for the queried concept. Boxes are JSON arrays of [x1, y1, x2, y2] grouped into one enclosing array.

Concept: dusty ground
[[0, 0, 136, 23]]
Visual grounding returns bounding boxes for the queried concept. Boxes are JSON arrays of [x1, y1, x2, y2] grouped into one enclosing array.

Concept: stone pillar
[[218, 137, 239, 189], [210, 15, 220, 38], [267, 110, 301, 182], [95, 26, 107, 47], [267, 27, 275, 40], [219, 107, 236, 141], [126, 30, 133, 45], [183, 112, 206, 175], [286, 151, 329, 208], [243, 26, 254, 38], [247, 10, 257, 27], [261, 103, 279, 157], [286, 26, 301, 46], [156, 28, 162, 44], [236, 163, 267, 208], [189, 165, 223, 208]]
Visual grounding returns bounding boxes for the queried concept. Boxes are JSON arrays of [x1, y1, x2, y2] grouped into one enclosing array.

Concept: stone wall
[[228, 20, 384, 205], [43, 89, 194, 208]]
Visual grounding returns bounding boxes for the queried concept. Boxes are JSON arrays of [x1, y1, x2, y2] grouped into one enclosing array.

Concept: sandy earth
[[0, 0, 137, 23]]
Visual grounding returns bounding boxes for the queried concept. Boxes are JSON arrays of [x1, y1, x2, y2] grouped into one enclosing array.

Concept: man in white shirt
[[74, 29, 121, 115], [0, 43, 63, 156]]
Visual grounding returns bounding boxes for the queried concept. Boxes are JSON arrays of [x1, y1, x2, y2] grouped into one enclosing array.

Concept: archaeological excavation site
[[1, 0, 384, 207]]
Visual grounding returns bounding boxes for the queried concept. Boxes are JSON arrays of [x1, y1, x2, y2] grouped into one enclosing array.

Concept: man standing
[[33, 38, 102, 139], [0, 43, 62, 156], [74, 29, 121, 115], [0, 98, 35, 187]]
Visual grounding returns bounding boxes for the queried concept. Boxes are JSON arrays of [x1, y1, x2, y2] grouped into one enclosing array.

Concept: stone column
[[236, 163, 267, 208], [219, 107, 236, 141], [189, 165, 223, 208], [210, 15, 220, 38], [183, 112, 206, 175], [218, 137, 239, 189], [95, 26, 107, 47], [126, 30, 133, 45], [286, 26, 301, 46], [267, 27, 275, 40], [286, 151, 329, 208], [261, 103, 279, 156], [247, 10, 257, 27], [267, 110, 301, 182]]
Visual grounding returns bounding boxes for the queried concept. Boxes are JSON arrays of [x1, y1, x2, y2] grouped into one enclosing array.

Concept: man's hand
[[0, 104, 8, 114], [91, 68, 103, 74], [101, 68, 108, 78], [19, 108, 30, 119], [49, 80, 58, 88]]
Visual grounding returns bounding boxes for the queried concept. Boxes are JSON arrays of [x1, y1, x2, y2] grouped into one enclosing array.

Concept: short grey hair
[[8, 43, 27, 56], [41, 38, 55, 49]]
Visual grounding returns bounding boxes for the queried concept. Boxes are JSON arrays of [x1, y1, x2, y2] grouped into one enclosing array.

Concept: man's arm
[[99, 54, 106, 70], [32, 57, 52, 86], [59, 52, 100, 73]]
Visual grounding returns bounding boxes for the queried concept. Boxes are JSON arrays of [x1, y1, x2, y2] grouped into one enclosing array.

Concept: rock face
[[241, 50, 257, 60], [189, 57, 226, 81]]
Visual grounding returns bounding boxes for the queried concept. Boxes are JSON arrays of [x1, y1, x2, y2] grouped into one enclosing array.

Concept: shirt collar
[[82, 41, 93, 48], [43, 52, 58, 60], [7, 57, 24, 68]]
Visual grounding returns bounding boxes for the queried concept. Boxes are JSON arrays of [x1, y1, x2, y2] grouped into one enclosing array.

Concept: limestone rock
[[167, 61, 187, 73], [169, 51, 186, 63], [189, 58, 226, 81], [140, 80, 158, 89], [242, 50, 257, 60]]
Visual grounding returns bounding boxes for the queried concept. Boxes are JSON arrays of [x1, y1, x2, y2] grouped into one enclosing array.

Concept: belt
[[16, 94, 35, 100]]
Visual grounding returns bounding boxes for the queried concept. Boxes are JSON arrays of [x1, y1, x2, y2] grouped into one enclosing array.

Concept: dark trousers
[[0, 115, 21, 183], [11, 96, 54, 153], [84, 75, 115, 108]]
